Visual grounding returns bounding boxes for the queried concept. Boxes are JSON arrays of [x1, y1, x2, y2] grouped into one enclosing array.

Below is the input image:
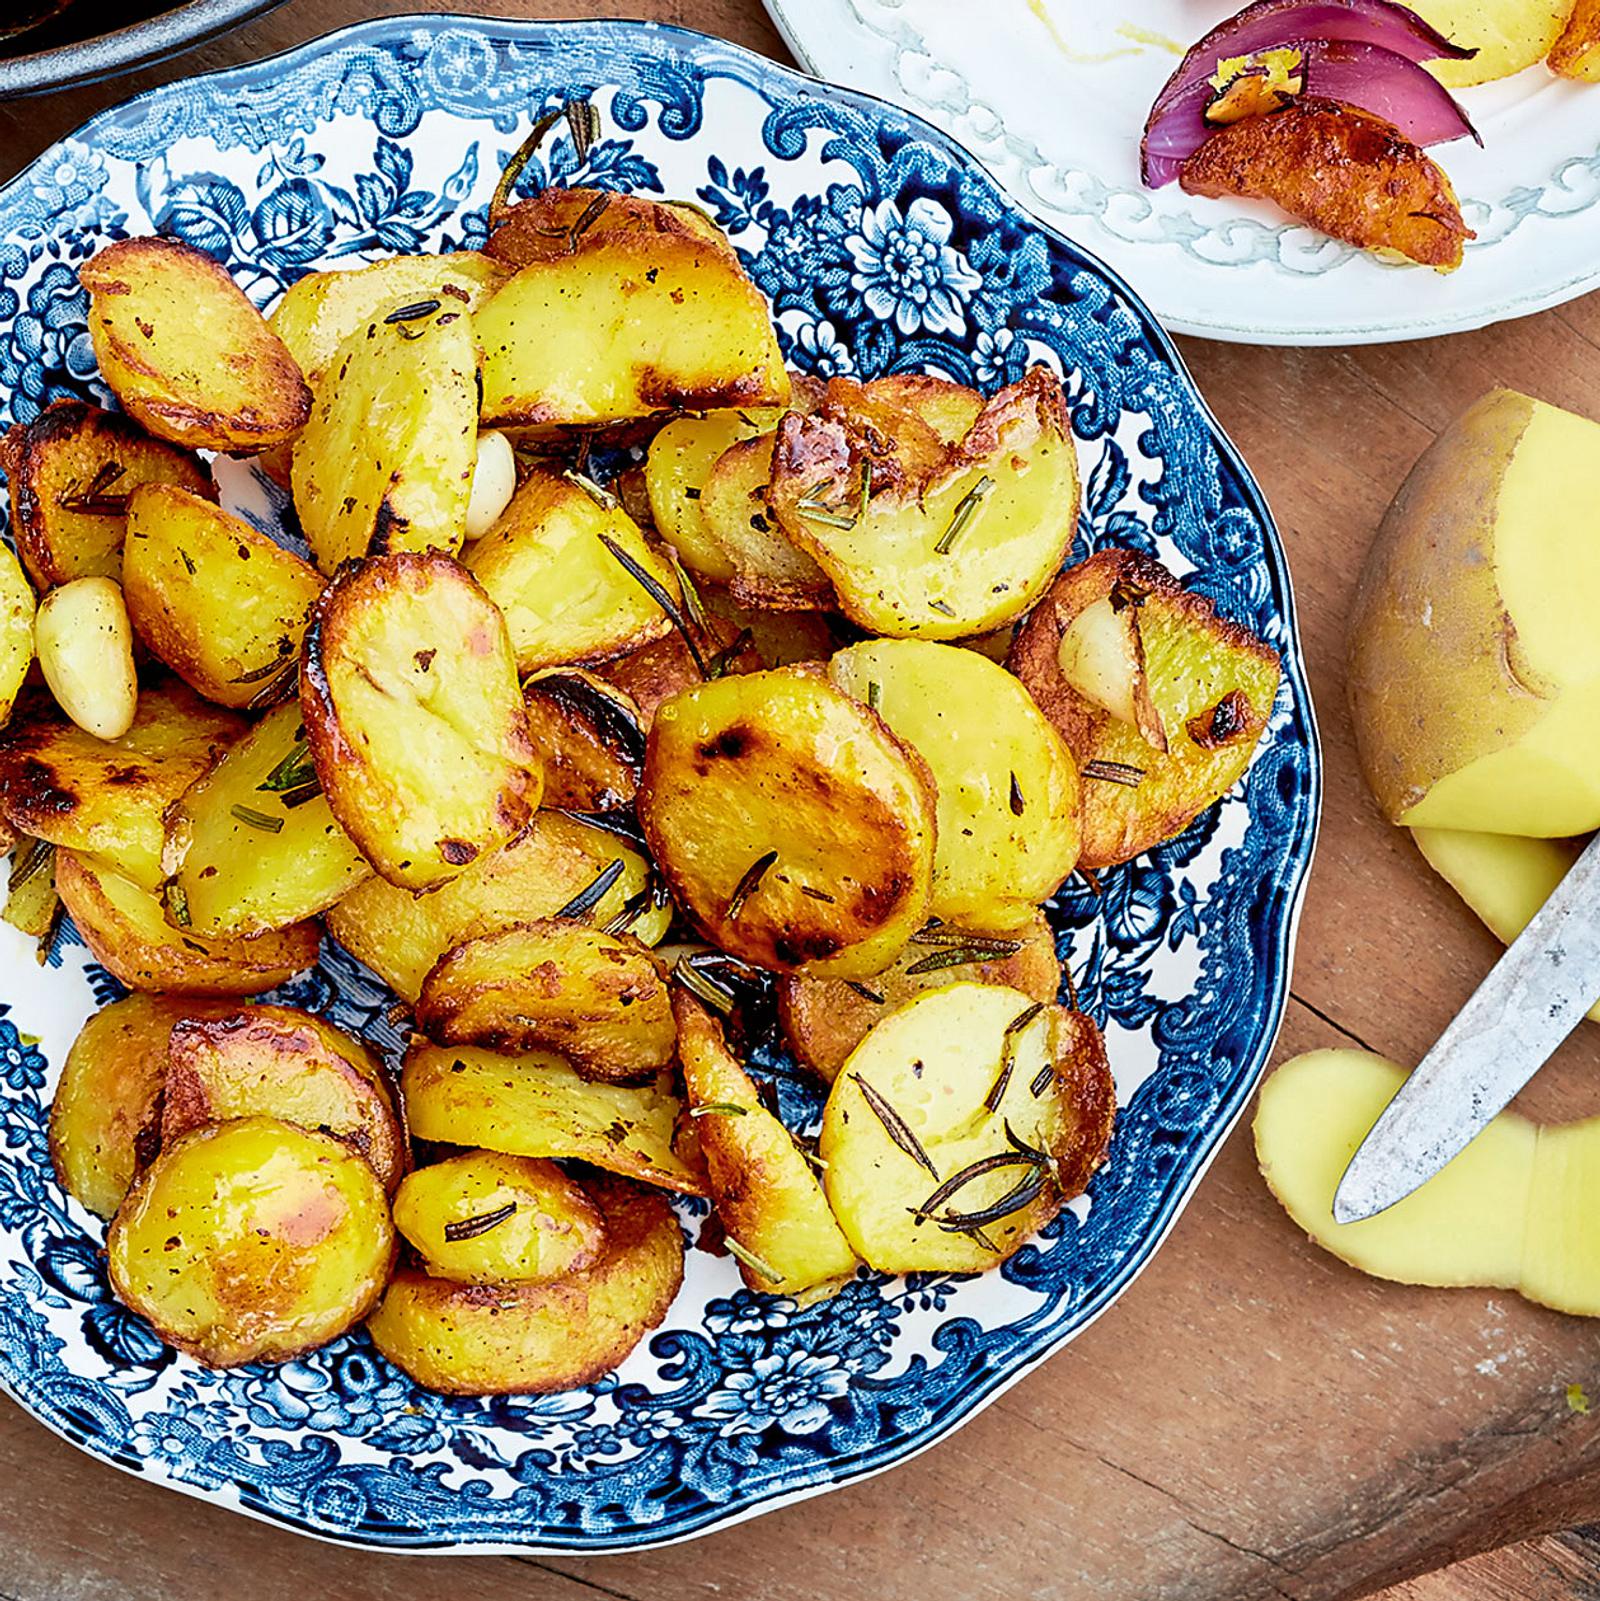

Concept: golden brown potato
[[81, 237, 311, 452], [1180, 99, 1472, 270], [367, 1173, 682, 1395], [594, 610, 757, 730], [417, 920, 673, 1080], [160, 701, 370, 937], [779, 909, 1060, 1082], [705, 592, 839, 671], [122, 485, 321, 709], [519, 669, 643, 810], [638, 667, 936, 977], [162, 1005, 407, 1193], [0, 399, 212, 589], [402, 1040, 705, 1195], [1550, 0, 1600, 77], [862, 373, 984, 446], [292, 298, 478, 573], [0, 538, 34, 731], [0, 681, 241, 891], [676, 993, 857, 1297], [484, 187, 738, 271], [390, 1150, 605, 1284], [302, 551, 540, 891], [57, 849, 320, 995], [1009, 549, 1281, 869], [107, 1116, 395, 1367]]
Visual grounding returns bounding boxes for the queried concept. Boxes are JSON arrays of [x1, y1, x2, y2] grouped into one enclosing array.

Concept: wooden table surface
[[6, 3, 1600, 1597]]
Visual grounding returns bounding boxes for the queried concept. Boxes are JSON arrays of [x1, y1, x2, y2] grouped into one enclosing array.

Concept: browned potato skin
[[0, 400, 213, 589], [1049, 1008, 1120, 1204], [484, 187, 737, 269], [162, 1005, 408, 1193], [366, 1173, 684, 1395], [595, 611, 758, 731], [520, 669, 644, 811], [778, 909, 1061, 1082]]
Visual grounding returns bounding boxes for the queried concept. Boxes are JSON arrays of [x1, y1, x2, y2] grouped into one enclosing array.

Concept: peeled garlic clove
[[465, 431, 516, 540], [35, 576, 138, 740]]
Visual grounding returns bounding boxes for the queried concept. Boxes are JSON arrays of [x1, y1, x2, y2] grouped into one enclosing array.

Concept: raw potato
[[123, 485, 321, 708], [162, 1006, 407, 1193], [0, 399, 212, 588], [519, 669, 644, 811], [1255, 1048, 1600, 1316], [368, 1174, 683, 1395], [391, 1150, 606, 1284], [820, 983, 1116, 1273], [81, 237, 310, 452], [417, 920, 674, 1080], [0, 540, 34, 730], [56, 850, 320, 995], [292, 299, 478, 573], [1408, 0, 1570, 83], [107, 1117, 395, 1367], [402, 1040, 705, 1196], [1549, 0, 1600, 77], [676, 993, 858, 1296], [779, 909, 1061, 1082], [829, 639, 1081, 932], [0, 681, 241, 891], [325, 811, 667, 1003], [484, 187, 738, 271], [638, 667, 937, 978], [33, 577, 138, 741], [1349, 390, 1600, 837], [161, 701, 370, 937], [301, 552, 541, 891]]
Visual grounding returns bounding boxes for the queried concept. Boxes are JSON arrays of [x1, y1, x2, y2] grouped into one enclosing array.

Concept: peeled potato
[[0, 531, 37, 732], [1409, 0, 1570, 84]]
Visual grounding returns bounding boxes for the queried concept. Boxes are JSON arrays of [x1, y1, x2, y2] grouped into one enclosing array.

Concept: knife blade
[[1332, 829, 1600, 1225]]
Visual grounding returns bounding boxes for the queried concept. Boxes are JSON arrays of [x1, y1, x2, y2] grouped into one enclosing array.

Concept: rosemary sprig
[[799, 885, 835, 903], [866, 680, 881, 711], [564, 468, 619, 511], [56, 460, 129, 515], [383, 298, 441, 324], [601, 887, 652, 936], [554, 808, 648, 847], [793, 500, 857, 531], [489, 104, 567, 222], [564, 189, 612, 251], [1082, 759, 1145, 788], [8, 837, 52, 894], [231, 655, 294, 685], [904, 947, 1003, 976], [230, 804, 285, 834], [853, 1074, 937, 1178], [163, 881, 191, 928], [936, 1165, 1049, 1231], [725, 850, 777, 921], [705, 627, 753, 680], [928, 599, 956, 617], [443, 1202, 517, 1242], [674, 954, 736, 1015], [690, 1102, 749, 1119], [725, 1236, 782, 1285], [983, 1002, 1045, 1113], [910, 926, 1022, 955], [1029, 1062, 1055, 1098], [555, 858, 625, 920], [844, 979, 885, 1005], [257, 734, 319, 803], [596, 530, 709, 677], [1009, 772, 1025, 817], [934, 474, 995, 555], [913, 1143, 1048, 1225]]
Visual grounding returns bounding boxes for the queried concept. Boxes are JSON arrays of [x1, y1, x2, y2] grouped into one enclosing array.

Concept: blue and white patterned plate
[[0, 15, 1319, 1554]]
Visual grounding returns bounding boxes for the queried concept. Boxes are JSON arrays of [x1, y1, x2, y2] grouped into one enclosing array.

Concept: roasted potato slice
[[771, 369, 1078, 638], [0, 538, 34, 730], [465, 468, 678, 673], [1550, 0, 1600, 78], [778, 909, 1060, 1082], [595, 609, 756, 731], [403, 1040, 705, 1195], [161, 701, 370, 937], [162, 1005, 407, 1193], [484, 186, 738, 270], [1008, 549, 1281, 869], [0, 681, 241, 891], [476, 231, 789, 433], [706, 592, 839, 671], [676, 993, 857, 1297], [368, 1173, 683, 1394], [830, 639, 1081, 932], [820, 983, 1116, 1274], [302, 551, 540, 891], [57, 849, 320, 995], [639, 667, 936, 977], [0, 399, 212, 589], [326, 810, 666, 1003], [391, 1150, 605, 1284], [417, 920, 674, 1080], [1180, 99, 1472, 270], [863, 373, 984, 446], [520, 669, 644, 811], [81, 238, 311, 452], [107, 1117, 395, 1367], [123, 485, 321, 709]]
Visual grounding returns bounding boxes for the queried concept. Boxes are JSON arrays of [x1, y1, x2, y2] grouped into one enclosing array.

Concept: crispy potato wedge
[[0, 538, 34, 730], [325, 810, 666, 1003], [123, 485, 321, 708], [676, 993, 857, 1297], [594, 610, 756, 731], [484, 187, 738, 270], [368, 1173, 683, 1394], [1180, 99, 1472, 270], [0, 399, 213, 589], [161, 701, 370, 937], [771, 369, 1079, 638], [520, 669, 644, 811], [81, 238, 311, 452], [0, 681, 241, 891], [830, 639, 1081, 932], [465, 468, 678, 673], [162, 1005, 407, 1193], [57, 849, 320, 994], [3, 834, 56, 937], [1008, 550, 1281, 869], [1550, 0, 1600, 78], [391, 1150, 605, 1284], [417, 920, 674, 1080], [402, 1040, 705, 1195], [476, 232, 789, 433], [820, 983, 1115, 1273], [638, 667, 937, 977], [48, 993, 237, 1218], [302, 552, 540, 891], [107, 1116, 395, 1367], [292, 298, 478, 573], [778, 909, 1060, 1082]]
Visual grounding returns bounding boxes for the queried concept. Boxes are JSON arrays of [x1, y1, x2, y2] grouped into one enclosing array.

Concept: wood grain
[[4, 3, 1600, 1598]]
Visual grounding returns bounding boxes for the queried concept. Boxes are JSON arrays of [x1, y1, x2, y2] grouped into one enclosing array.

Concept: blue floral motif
[[701, 1350, 851, 1436], [848, 197, 982, 337]]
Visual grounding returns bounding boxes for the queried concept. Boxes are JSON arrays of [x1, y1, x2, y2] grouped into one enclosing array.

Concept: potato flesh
[[1409, 0, 1569, 83], [702, 432, 833, 611], [0, 512, 36, 731], [1549, 0, 1600, 78], [519, 669, 643, 812]]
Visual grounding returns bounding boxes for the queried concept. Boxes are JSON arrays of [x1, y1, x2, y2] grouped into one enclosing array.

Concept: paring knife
[[1332, 830, 1600, 1225]]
